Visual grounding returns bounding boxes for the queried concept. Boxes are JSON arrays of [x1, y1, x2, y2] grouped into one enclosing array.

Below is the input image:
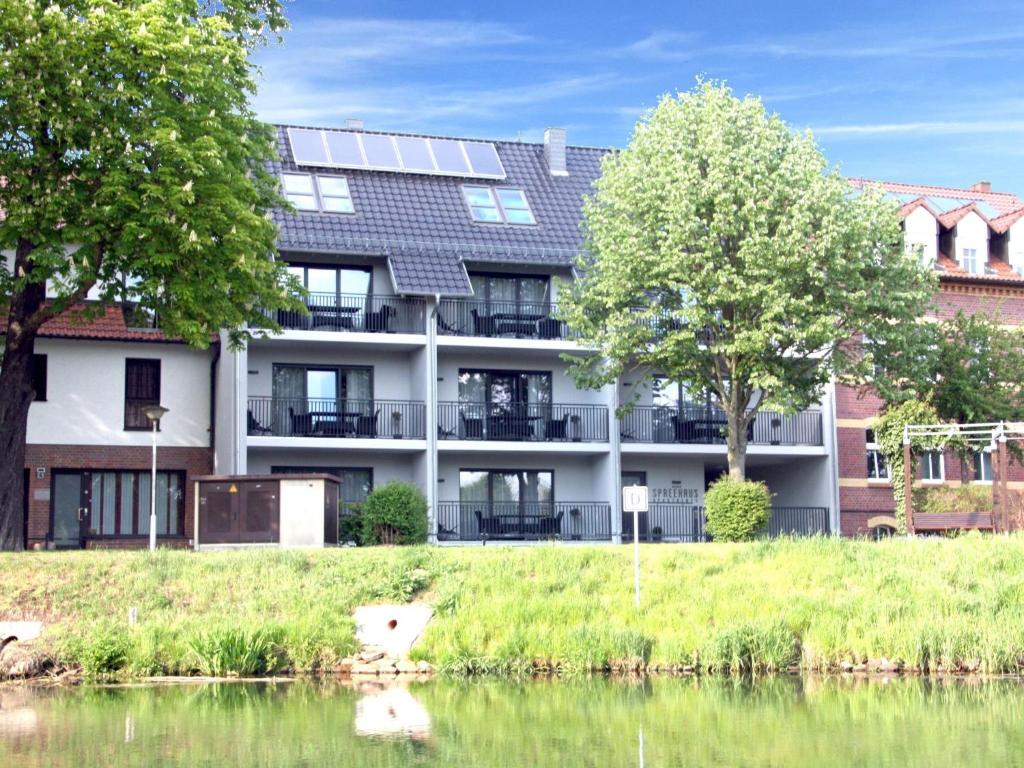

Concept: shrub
[[360, 482, 429, 545], [704, 478, 771, 542], [913, 484, 993, 515], [338, 502, 363, 545], [186, 626, 284, 676], [71, 625, 131, 679]]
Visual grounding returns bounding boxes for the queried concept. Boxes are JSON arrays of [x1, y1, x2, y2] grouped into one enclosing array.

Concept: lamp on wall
[[143, 405, 170, 552]]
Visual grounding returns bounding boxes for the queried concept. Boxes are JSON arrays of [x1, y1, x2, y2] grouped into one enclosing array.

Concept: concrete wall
[[903, 206, 938, 265], [620, 455, 705, 505], [27, 339, 212, 448], [1007, 220, 1024, 274], [748, 457, 832, 509], [213, 337, 246, 475], [247, 449, 416, 486]]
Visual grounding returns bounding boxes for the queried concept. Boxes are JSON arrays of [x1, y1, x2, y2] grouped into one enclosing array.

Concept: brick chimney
[[970, 180, 992, 193], [544, 128, 568, 177], [345, 118, 364, 131]]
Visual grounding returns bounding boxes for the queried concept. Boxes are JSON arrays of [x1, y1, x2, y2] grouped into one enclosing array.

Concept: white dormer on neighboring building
[[990, 208, 1024, 275], [899, 199, 939, 266], [939, 204, 990, 275]]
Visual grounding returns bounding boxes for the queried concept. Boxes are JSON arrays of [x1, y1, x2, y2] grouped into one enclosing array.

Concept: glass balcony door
[[458, 369, 551, 440]]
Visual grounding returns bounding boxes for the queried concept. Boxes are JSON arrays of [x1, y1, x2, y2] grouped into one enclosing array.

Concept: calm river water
[[2, 676, 1023, 766]]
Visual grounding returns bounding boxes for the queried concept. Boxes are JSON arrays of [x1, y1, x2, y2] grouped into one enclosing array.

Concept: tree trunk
[[725, 407, 748, 482], [0, 239, 45, 551]]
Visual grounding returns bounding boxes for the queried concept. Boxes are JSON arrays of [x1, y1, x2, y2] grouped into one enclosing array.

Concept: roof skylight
[[463, 186, 536, 225]]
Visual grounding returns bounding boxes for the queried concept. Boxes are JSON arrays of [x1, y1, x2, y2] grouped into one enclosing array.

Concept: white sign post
[[622, 485, 648, 609]]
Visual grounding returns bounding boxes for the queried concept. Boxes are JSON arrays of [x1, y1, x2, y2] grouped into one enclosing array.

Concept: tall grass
[[3, 535, 1024, 678]]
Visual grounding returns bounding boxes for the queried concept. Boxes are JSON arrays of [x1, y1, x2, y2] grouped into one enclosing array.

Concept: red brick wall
[[835, 280, 1024, 534], [23, 444, 212, 549]]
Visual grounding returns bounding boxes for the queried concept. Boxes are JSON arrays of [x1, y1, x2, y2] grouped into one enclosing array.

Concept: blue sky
[[253, 1, 1024, 192]]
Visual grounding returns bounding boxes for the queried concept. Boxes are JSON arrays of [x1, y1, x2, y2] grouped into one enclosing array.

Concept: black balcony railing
[[621, 505, 830, 542], [619, 404, 823, 446], [273, 292, 425, 334], [437, 402, 608, 442], [437, 299, 576, 340], [622, 504, 706, 542], [247, 397, 426, 439], [436, 501, 612, 542], [764, 506, 830, 536]]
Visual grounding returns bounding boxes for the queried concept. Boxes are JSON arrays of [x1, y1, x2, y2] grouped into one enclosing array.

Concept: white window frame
[[462, 186, 536, 225], [973, 448, 993, 484], [865, 429, 890, 482], [281, 172, 356, 214], [316, 175, 355, 214], [281, 172, 318, 211], [919, 449, 945, 483], [960, 247, 979, 275]]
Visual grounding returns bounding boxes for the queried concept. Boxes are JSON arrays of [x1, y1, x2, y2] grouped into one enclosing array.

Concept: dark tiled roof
[[269, 125, 607, 295]]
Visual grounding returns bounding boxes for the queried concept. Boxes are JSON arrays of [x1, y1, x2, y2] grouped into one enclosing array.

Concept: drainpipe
[[427, 293, 441, 543]]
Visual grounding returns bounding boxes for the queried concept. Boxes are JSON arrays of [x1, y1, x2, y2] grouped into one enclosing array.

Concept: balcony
[[272, 293, 426, 334], [619, 405, 823, 446], [436, 501, 612, 542], [622, 505, 831, 542], [437, 402, 608, 442], [247, 397, 426, 439], [437, 299, 576, 340]]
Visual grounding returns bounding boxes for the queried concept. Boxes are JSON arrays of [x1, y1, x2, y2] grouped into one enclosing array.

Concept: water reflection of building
[[354, 684, 431, 741], [0, 689, 39, 739]]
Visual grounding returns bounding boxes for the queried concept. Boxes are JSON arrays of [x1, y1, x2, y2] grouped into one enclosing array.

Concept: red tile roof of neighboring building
[[936, 202, 988, 229], [849, 178, 1024, 216], [38, 303, 180, 343], [935, 253, 1024, 283], [990, 206, 1024, 235]]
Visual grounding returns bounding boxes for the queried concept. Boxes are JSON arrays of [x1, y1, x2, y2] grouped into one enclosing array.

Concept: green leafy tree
[[0, 0, 301, 550], [869, 310, 1024, 481], [562, 81, 936, 480]]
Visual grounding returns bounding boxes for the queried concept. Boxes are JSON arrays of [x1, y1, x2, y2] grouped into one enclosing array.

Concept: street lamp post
[[143, 405, 170, 552]]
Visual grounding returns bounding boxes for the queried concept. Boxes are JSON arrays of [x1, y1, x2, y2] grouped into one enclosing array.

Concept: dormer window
[[463, 186, 536, 225], [281, 173, 355, 214], [960, 247, 980, 275]]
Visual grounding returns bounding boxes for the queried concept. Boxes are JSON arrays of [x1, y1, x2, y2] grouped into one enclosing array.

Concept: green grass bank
[[2, 535, 1024, 678]]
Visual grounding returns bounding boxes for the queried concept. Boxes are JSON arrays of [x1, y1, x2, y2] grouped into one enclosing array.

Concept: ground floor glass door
[[52, 472, 89, 548]]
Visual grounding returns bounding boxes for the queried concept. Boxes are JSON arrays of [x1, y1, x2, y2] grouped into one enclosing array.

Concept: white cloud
[[813, 120, 1024, 138]]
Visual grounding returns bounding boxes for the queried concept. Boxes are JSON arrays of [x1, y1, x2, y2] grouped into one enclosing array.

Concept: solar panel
[[361, 134, 401, 169], [395, 136, 436, 172], [463, 142, 504, 177], [288, 128, 328, 164], [976, 201, 1001, 218], [287, 129, 507, 179], [431, 139, 471, 174], [324, 131, 363, 166]]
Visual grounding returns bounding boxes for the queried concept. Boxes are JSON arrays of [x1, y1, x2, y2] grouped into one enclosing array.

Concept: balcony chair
[[544, 413, 569, 441], [473, 509, 503, 537], [288, 407, 315, 436], [354, 408, 381, 438], [247, 410, 272, 436], [459, 412, 484, 439], [471, 309, 498, 336], [363, 304, 395, 333], [537, 317, 564, 340]]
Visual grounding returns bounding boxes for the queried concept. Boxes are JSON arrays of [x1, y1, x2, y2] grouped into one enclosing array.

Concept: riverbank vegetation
[[2, 536, 1023, 679]]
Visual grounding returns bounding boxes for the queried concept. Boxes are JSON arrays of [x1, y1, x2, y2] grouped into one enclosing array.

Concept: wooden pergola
[[903, 422, 1024, 534]]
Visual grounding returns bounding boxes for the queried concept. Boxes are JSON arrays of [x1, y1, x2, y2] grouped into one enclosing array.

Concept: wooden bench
[[911, 512, 994, 532]]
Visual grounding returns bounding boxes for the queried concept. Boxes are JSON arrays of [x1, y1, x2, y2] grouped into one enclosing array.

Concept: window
[[468, 273, 550, 310], [287, 265, 371, 297], [463, 186, 535, 224], [282, 173, 318, 210], [974, 450, 993, 483], [459, 470, 553, 509], [30, 354, 47, 402], [866, 429, 889, 480], [458, 369, 551, 439], [84, 470, 184, 538], [960, 247, 980, 275], [271, 364, 374, 435], [316, 176, 354, 213], [282, 173, 355, 213], [124, 359, 161, 430], [919, 450, 944, 482]]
